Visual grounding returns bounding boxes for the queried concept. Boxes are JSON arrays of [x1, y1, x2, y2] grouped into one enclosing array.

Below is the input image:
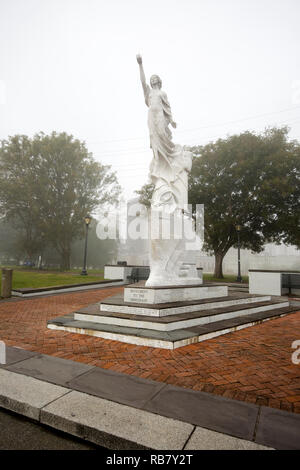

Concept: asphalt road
[[0, 407, 102, 450]]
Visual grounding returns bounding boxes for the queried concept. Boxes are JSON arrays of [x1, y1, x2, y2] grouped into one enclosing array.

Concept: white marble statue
[[136, 54, 200, 286]]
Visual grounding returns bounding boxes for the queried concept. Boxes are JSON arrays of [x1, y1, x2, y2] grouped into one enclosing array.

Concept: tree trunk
[[60, 249, 71, 271], [214, 252, 224, 278]]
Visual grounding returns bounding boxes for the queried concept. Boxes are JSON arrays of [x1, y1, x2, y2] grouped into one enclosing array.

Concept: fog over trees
[[0, 132, 121, 270], [136, 127, 300, 278]]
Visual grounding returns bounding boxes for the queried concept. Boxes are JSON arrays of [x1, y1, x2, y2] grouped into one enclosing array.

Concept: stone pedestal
[[47, 284, 292, 349], [124, 283, 227, 306]]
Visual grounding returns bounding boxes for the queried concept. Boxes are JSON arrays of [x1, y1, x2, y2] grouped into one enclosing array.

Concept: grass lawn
[[0, 266, 248, 293], [0, 267, 105, 291]]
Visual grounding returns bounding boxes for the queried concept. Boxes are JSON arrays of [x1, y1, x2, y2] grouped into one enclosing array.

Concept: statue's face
[[150, 75, 162, 89]]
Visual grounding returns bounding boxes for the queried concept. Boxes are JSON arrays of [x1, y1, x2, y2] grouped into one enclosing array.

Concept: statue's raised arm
[[136, 54, 150, 106], [134, 54, 196, 287]]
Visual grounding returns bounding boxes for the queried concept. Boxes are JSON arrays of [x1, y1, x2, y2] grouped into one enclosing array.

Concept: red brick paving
[[0, 287, 299, 413]]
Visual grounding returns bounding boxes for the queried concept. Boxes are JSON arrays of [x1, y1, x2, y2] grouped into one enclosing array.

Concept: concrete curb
[[0, 367, 271, 450], [1, 346, 299, 449], [11, 280, 125, 297], [6, 347, 298, 450], [0, 368, 70, 420]]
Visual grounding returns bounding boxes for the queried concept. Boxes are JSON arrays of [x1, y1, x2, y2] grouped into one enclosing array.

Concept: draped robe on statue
[[142, 84, 199, 286]]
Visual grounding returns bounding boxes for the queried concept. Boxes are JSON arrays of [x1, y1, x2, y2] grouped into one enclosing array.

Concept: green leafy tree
[[135, 183, 154, 208], [0, 218, 21, 263], [0, 132, 121, 270], [71, 219, 118, 269], [262, 142, 300, 250], [189, 127, 299, 277], [0, 135, 45, 260], [135, 127, 300, 278]]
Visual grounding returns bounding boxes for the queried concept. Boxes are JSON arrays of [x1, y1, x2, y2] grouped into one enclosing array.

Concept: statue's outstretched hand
[[136, 54, 142, 65], [171, 121, 177, 129]]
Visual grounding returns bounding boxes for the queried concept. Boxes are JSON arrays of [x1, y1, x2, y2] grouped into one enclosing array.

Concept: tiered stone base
[[124, 282, 227, 304], [47, 282, 296, 349]]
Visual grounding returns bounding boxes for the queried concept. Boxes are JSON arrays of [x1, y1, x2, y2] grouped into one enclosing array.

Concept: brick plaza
[[0, 286, 299, 414]]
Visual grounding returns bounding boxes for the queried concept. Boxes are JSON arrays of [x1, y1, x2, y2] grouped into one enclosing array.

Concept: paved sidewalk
[[0, 347, 272, 449], [0, 286, 299, 414], [0, 346, 299, 449]]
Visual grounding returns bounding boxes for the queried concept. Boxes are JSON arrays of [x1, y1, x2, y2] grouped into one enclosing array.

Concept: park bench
[[127, 267, 150, 283]]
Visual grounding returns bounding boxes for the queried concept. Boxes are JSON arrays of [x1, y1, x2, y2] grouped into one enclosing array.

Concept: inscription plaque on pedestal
[[125, 288, 154, 304]]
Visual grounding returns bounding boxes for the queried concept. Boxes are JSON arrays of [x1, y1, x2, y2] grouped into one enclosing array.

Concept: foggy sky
[[1, 0, 300, 199]]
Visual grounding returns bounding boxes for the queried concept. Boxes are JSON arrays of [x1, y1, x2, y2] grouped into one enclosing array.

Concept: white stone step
[[75, 300, 289, 332], [48, 305, 297, 350], [100, 295, 272, 317], [124, 284, 227, 304]]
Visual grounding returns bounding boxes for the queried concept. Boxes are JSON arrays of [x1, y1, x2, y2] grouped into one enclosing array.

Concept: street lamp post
[[236, 224, 242, 283], [81, 215, 92, 276]]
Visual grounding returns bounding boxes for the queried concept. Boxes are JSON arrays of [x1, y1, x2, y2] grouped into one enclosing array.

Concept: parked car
[[23, 260, 35, 267]]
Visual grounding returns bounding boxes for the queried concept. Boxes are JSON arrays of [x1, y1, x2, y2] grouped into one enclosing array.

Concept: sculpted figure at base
[[136, 54, 199, 286]]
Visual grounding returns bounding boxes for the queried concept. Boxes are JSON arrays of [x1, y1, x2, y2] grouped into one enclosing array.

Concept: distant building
[[116, 198, 300, 274]]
